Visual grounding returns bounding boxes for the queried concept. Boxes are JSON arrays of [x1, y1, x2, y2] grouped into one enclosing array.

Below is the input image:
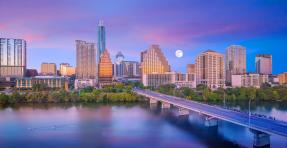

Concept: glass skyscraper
[[97, 20, 106, 63], [225, 45, 246, 84], [0, 38, 26, 77]]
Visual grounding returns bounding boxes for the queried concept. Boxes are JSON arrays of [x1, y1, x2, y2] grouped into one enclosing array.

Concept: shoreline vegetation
[[154, 84, 287, 102], [1, 82, 287, 106], [0, 83, 145, 106]]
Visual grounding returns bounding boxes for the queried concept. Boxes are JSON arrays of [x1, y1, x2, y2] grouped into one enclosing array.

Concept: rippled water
[[0, 102, 286, 148]]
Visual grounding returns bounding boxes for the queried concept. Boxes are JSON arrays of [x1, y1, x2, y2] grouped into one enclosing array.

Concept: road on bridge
[[134, 88, 287, 138]]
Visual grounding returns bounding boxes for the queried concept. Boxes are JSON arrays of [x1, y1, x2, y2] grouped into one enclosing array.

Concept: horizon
[[1, 0, 287, 74]]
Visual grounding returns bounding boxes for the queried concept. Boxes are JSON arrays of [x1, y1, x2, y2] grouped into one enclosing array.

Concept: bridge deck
[[134, 89, 287, 137]]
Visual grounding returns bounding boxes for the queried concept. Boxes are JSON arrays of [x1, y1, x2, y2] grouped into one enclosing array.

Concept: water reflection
[[0, 102, 286, 148]]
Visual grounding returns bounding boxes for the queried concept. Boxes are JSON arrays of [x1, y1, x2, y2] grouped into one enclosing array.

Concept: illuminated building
[[140, 45, 170, 77], [98, 49, 113, 87]]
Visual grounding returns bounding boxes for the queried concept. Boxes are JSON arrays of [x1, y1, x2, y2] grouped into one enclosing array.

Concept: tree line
[[155, 84, 287, 102], [0, 83, 143, 106]]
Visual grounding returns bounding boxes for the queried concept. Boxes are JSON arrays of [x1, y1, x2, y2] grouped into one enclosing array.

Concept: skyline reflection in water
[[0, 103, 286, 148]]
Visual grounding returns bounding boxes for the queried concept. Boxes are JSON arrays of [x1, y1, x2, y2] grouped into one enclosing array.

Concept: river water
[[0, 102, 286, 148]]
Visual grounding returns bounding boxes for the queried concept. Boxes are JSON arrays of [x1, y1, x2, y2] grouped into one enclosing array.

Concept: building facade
[[60, 63, 75, 76], [231, 73, 269, 88], [74, 79, 97, 90], [16, 76, 69, 90], [114, 51, 125, 79], [186, 64, 195, 73], [97, 20, 106, 64], [225, 45, 246, 84], [195, 50, 225, 89], [142, 72, 196, 88], [256, 54, 272, 75], [278, 73, 287, 85], [140, 45, 170, 77], [41, 63, 57, 76], [98, 49, 113, 87], [76, 40, 97, 79], [0, 38, 26, 78]]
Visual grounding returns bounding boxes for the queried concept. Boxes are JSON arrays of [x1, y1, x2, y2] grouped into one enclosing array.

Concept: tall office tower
[[97, 20, 106, 63], [98, 49, 113, 87], [0, 38, 26, 78], [195, 50, 225, 89], [60, 63, 75, 76], [225, 45, 246, 84], [186, 64, 195, 73], [115, 51, 125, 78], [76, 40, 97, 79], [256, 54, 272, 75], [140, 45, 170, 76], [41, 63, 57, 76]]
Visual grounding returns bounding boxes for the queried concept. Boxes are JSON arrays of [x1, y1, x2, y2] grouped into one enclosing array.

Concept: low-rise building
[[278, 72, 287, 85], [74, 79, 97, 90], [231, 73, 269, 88], [142, 72, 196, 88], [16, 76, 69, 90]]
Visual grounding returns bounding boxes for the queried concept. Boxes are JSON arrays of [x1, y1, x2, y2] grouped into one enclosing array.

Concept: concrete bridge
[[133, 88, 287, 147]]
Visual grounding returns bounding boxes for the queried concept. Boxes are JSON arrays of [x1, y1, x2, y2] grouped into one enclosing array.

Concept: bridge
[[133, 88, 287, 147]]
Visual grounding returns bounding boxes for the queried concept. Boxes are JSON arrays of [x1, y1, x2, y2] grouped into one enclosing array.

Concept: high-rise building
[[76, 40, 97, 79], [225, 45, 246, 84], [256, 54, 272, 75], [195, 50, 225, 89], [122, 61, 140, 78], [114, 51, 140, 81], [0, 38, 26, 78], [186, 64, 195, 73], [140, 45, 170, 77], [60, 63, 75, 76], [41, 63, 57, 76], [114, 51, 125, 78], [97, 20, 106, 63], [98, 49, 113, 87]]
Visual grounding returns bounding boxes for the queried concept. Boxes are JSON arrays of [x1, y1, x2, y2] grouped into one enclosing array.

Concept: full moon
[[175, 50, 183, 58]]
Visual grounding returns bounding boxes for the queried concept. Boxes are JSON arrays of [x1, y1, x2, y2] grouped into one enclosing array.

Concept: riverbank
[[0, 84, 145, 106]]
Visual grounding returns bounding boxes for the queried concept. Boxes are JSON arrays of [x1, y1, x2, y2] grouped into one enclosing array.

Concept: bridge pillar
[[204, 116, 218, 127], [149, 98, 158, 104], [175, 107, 189, 117], [250, 129, 270, 148], [161, 102, 171, 109]]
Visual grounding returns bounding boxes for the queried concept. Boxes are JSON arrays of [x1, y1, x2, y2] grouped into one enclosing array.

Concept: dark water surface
[[0, 102, 286, 148]]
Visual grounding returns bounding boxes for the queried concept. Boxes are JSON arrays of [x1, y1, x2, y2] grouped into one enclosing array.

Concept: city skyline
[[1, 0, 287, 74]]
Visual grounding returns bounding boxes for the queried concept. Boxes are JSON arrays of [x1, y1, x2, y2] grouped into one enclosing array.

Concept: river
[[0, 102, 286, 148]]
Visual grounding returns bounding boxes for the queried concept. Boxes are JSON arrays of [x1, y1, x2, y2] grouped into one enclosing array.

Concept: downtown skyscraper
[[225, 45, 246, 84], [195, 50, 225, 89], [140, 45, 170, 76], [0, 38, 26, 78], [76, 40, 97, 79], [256, 54, 272, 75], [97, 20, 106, 63]]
